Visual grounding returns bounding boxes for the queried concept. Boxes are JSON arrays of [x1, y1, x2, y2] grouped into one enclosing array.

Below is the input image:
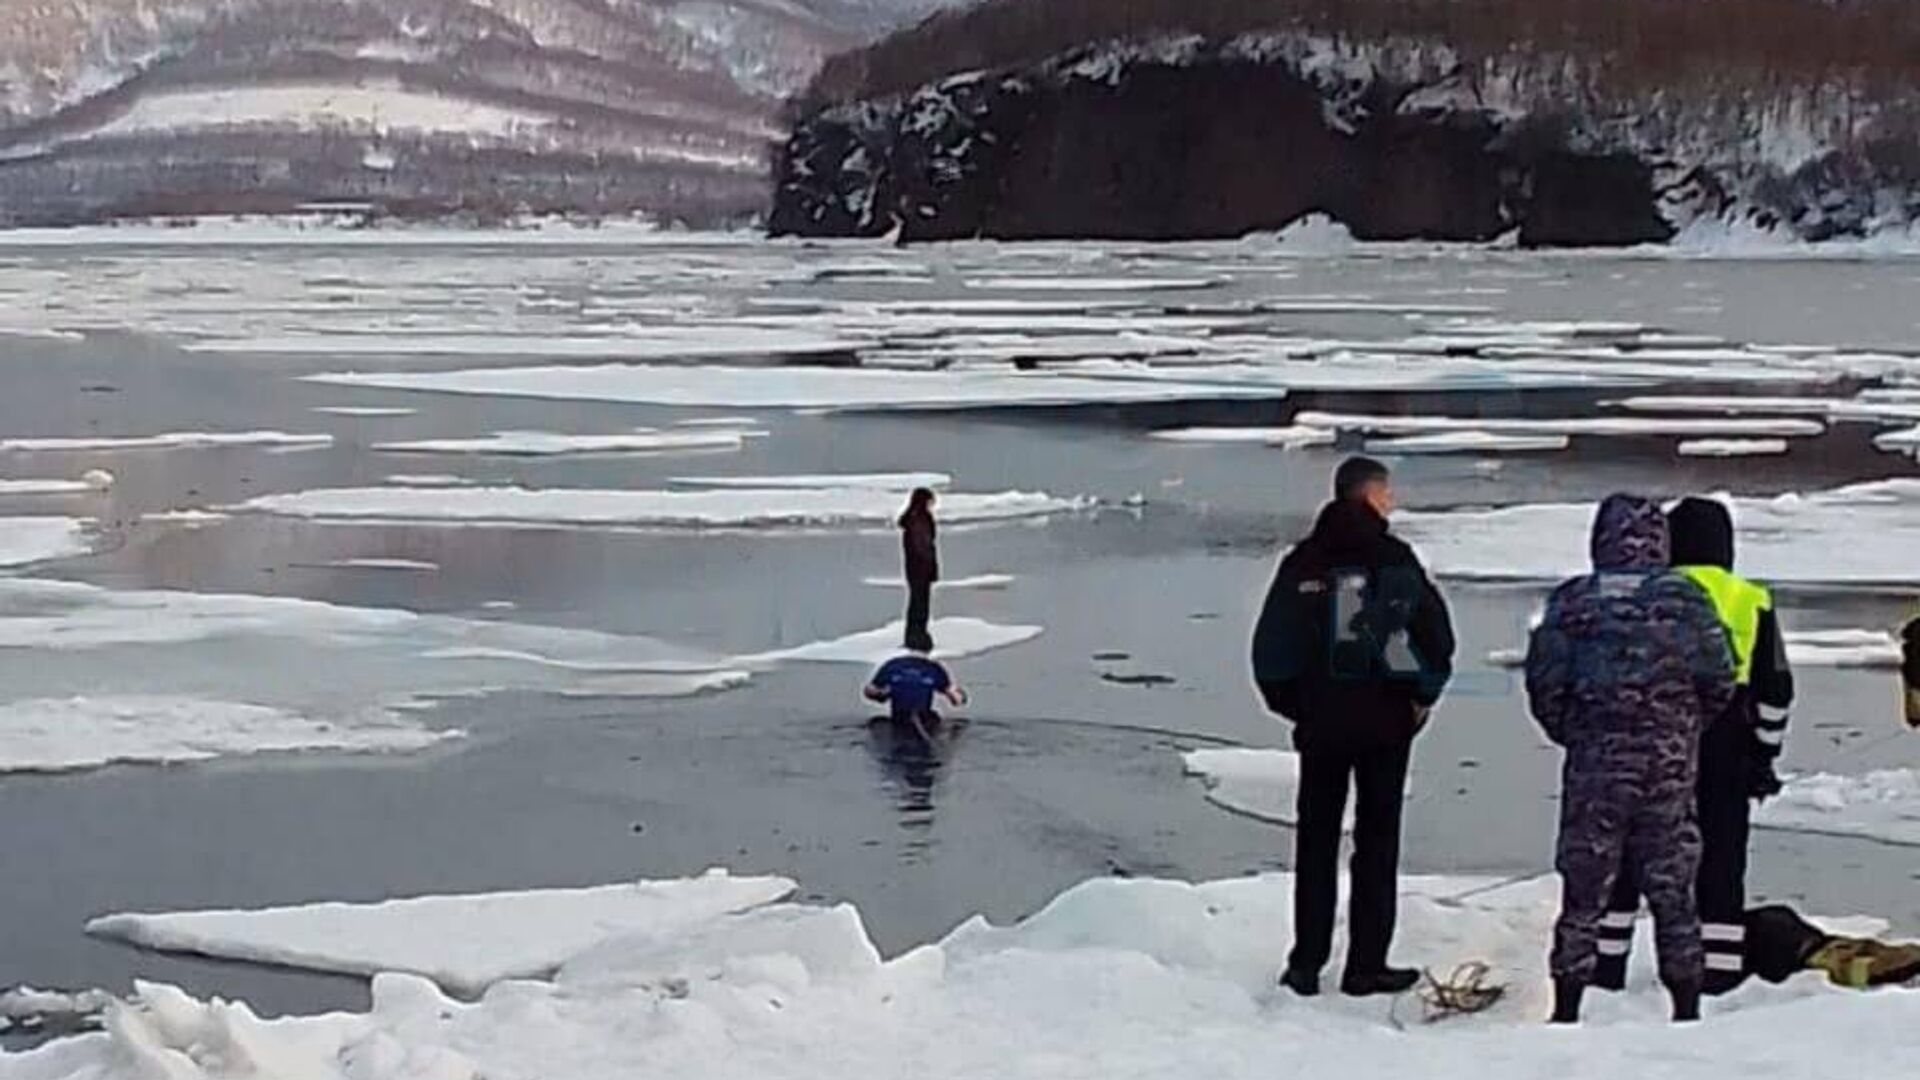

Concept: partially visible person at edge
[[899, 487, 939, 652], [1525, 494, 1736, 1025], [1251, 456, 1456, 999], [1904, 614, 1920, 729], [1596, 497, 1794, 996], [865, 648, 967, 727]]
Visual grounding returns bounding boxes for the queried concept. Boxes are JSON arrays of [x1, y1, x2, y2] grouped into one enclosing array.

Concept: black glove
[[1748, 755, 1785, 802]]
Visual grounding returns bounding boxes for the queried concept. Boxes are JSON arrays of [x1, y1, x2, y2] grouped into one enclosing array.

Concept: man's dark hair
[[1333, 456, 1391, 501]]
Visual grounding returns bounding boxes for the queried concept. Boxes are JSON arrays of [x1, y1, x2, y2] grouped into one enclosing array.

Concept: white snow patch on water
[[669, 472, 949, 491], [86, 871, 796, 996], [375, 430, 749, 457], [0, 518, 90, 568], [1757, 769, 1920, 847], [1677, 438, 1791, 457], [1296, 410, 1825, 439], [0, 431, 333, 452], [37, 867, 1916, 1080], [1182, 748, 1354, 830], [1400, 481, 1920, 584], [305, 364, 1281, 411], [233, 486, 1091, 530], [861, 573, 1014, 591], [0, 696, 456, 774], [312, 406, 418, 418], [1150, 426, 1336, 448], [1367, 431, 1570, 454], [383, 474, 472, 487], [744, 617, 1041, 666]]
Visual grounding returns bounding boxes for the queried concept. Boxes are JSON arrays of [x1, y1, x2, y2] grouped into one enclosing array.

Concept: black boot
[[1280, 966, 1321, 997], [1669, 982, 1702, 1023], [1340, 967, 1421, 997], [1549, 978, 1586, 1024], [1592, 956, 1628, 992]]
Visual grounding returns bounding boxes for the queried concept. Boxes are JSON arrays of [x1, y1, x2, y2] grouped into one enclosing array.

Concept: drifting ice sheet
[[0, 696, 456, 774], [305, 364, 1280, 411], [1398, 481, 1920, 584], [86, 871, 797, 996], [1487, 628, 1902, 669], [312, 406, 418, 418], [0, 479, 93, 496], [1295, 410, 1825, 439], [1183, 748, 1355, 830], [1366, 431, 1570, 454], [745, 617, 1042, 665], [0, 431, 333, 452], [1149, 426, 1336, 448], [1677, 438, 1791, 457], [0, 518, 89, 568], [861, 573, 1014, 591], [1757, 769, 1920, 847], [669, 472, 951, 491], [196, 328, 863, 360], [374, 430, 748, 456], [234, 486, 1090, 529]]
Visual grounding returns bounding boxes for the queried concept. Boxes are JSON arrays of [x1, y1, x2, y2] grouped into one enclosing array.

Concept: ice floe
[[0, 479, 94, 496], [962, 276, 1222, 292], [306, 364, 1281, 411], [743, 617, 1042, 666], [0, 431, 333, 452], [233, 486, 1091, 530], [1295, 410, 1826, 439], [1399, 481, 1920, 584], [1182, 748, 1353, 830], [554, 671, 754, 699], [1611, 395, 1920, 422], [1366, 432, 1570, 454], [312, 406, 419, 418], [1487, 628, 1902, 670], [1676, 438, 1791, 457], [86, 871, 796, 996], [190, 327, 863, 361], [320, 559, 441, 572], [23, 867, 1916, 1080], [669, 472, 951, 491], [0, 518, 90, 569], [0, 696, 457, 774], [1149, 426, 1336, 448], [861, 573, 1014, 591], [1877, 425, 1920, 455], [374, 430, 750, 457], [1756, 769, 1920, 847]]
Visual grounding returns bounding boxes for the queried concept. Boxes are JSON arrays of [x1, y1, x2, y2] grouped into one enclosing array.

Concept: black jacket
[[901, 510, 938, 585], [1251, 500, 1456, 754]]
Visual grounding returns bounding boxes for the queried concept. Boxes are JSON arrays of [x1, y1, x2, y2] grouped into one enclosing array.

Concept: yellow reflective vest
[[1677, 565, 1772, 685]]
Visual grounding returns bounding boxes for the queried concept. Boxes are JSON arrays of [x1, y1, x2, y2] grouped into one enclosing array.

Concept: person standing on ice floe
[[865, 647, 967, 727], [1252, 456, 1456, 999], [1525, 494, 1735, 1025], [900, 487, 939, 652], [1595, 496, 1795, 997]]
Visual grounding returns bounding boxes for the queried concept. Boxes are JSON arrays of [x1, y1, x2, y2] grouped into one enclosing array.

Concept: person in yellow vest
[[1904, 616, 1920, 729], [1594, 497, 1794, 997]]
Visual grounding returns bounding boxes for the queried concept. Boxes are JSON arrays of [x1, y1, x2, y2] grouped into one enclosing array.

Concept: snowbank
[[1398, 481, 1920, 584], [1182, 748, 1355, 830], [1756, 769, 1920, 847], [86, 871, 797, 996], [18, 870, 1917, 1080], [233, 486, 1091, 529], [0, 431, 332, 452], [744, 617, 1041, 666], [374, 430, 749, 456], [0, 518, 90, 569], [0, 696, 456, 774]]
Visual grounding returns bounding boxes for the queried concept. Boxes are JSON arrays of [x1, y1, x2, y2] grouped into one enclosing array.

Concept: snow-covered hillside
[[0, 0, 948, 226]]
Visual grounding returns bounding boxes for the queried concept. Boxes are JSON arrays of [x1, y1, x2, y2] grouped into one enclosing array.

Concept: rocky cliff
[[772, 8, 1920, 246]]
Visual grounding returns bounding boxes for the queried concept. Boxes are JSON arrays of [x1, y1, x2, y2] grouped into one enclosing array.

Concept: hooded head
[[1590, 494, 1670, 572], [899, 487, 937, 527], [1667, 496, 1735, 569]]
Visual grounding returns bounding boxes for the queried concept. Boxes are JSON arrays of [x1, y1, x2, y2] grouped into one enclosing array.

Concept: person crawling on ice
[[1596, 496, 1795, 996], [865, 648, 967, 730], [1525, 494, 1736, 1024]]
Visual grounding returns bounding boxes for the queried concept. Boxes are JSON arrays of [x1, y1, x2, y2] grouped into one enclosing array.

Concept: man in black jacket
[[1251, 457, 1456, 997]]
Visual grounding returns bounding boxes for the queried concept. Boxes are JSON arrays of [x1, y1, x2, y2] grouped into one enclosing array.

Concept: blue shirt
[[869, 655, 951, 721]]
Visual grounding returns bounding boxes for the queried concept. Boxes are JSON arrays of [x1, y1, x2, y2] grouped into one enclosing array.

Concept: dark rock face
[[773, 49, 1676, 246]]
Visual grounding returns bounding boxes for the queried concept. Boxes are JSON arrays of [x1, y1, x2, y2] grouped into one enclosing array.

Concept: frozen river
[[2, 226, 1919, 1026]]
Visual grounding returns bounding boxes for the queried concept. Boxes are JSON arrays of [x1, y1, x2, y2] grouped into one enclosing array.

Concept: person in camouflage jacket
[[1525, 494, 1737, 1024]]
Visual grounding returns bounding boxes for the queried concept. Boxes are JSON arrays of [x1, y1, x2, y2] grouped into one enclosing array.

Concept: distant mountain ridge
[[0, 0, 948, 226]]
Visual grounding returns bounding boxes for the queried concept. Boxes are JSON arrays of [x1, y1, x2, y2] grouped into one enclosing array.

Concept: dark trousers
[[1289, 739, 1412, 975], [904, 579, 933, 650], [1599, 729, 1749, 992]]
